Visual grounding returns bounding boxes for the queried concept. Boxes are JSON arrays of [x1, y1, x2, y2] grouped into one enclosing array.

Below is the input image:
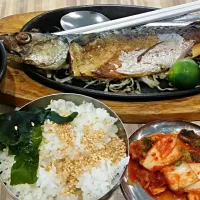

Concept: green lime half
[[168, 58, 200, 90]]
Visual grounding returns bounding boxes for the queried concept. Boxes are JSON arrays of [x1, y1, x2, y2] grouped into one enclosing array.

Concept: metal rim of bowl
[[129, 120, 200, 141], [0, 42, 7, 85], [0, 92, 129, 200]]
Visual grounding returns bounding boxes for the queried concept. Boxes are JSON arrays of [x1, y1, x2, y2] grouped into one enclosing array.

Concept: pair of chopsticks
[[54, 1, 200, 36]]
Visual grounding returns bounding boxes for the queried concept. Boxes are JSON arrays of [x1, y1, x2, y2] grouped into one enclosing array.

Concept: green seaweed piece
[[0, 142, 6, 151], [0, 108, 78, 185], [10, 125, 42, 185], [47, 111, 78, 124]]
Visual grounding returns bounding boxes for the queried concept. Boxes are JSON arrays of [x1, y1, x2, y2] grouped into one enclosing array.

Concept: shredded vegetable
[[43, 69, 178, 94], [139, 76, 160, 88], [156, 86, 176, 91], [53, 74, 73, 83]]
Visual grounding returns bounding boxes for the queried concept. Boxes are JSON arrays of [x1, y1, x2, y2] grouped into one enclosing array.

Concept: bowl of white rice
[[0, 93, 129, 200]]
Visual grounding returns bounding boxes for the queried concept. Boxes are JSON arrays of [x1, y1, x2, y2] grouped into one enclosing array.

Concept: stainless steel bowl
[[0, 93, 129, 200], [121, 120, 200, 200]]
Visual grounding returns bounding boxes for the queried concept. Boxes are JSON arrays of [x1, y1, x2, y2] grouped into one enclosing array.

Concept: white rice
[[0, 100, 129, 200]]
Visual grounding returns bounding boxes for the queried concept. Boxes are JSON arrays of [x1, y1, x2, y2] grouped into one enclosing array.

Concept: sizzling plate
[[21, 5, 200, 100], [0, 42, 7, 88], [121, 120, 200, 200]]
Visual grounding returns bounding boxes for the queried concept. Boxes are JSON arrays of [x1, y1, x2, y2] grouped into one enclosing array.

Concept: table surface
[[0, 0, 198, 199]]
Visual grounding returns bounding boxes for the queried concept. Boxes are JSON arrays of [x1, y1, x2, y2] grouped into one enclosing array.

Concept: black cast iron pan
[[20, 5, 200, 101]]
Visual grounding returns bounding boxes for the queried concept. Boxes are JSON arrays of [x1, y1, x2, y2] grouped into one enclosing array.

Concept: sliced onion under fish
[[156, 86, 176, 91], [140, 76, 160, 88], [135, 80, 141, 94], [53, 74, 73, 83], [46, 71, 52, 79], [84, 80, 106, 88]]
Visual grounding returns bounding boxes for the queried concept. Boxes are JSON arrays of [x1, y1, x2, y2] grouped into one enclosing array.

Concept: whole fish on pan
[[1, 23, 200, 79], [70, 23, 200, 79]]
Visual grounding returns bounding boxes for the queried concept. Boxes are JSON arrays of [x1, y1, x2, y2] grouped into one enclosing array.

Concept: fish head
[[0, 32, 69, 70], [0, 32, 35, 57]]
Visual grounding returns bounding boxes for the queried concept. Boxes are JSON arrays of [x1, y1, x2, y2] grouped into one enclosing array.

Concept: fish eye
[[15, 32, 32, 44]]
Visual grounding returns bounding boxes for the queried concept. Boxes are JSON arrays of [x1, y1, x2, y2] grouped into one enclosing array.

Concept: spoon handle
[[53, 1, 200, 35]]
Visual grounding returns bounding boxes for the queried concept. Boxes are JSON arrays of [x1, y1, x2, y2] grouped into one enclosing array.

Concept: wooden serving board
[[1, 11, 200, 123]]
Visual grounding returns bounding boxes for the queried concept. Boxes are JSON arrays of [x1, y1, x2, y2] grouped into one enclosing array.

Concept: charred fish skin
[[70, 22, 200, 47], [69, 23, 200, 79], [0, 32, 69, 70]]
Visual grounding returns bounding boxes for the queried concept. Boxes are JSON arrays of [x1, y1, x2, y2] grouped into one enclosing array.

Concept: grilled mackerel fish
[[0, 32, 68, 70], [69, 23, 200, 79], [1, 23, 200, 79]]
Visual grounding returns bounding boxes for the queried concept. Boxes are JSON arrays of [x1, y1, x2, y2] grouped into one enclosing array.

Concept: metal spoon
[[56, 11, 200, 35], [60, 11, 110, 31]]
